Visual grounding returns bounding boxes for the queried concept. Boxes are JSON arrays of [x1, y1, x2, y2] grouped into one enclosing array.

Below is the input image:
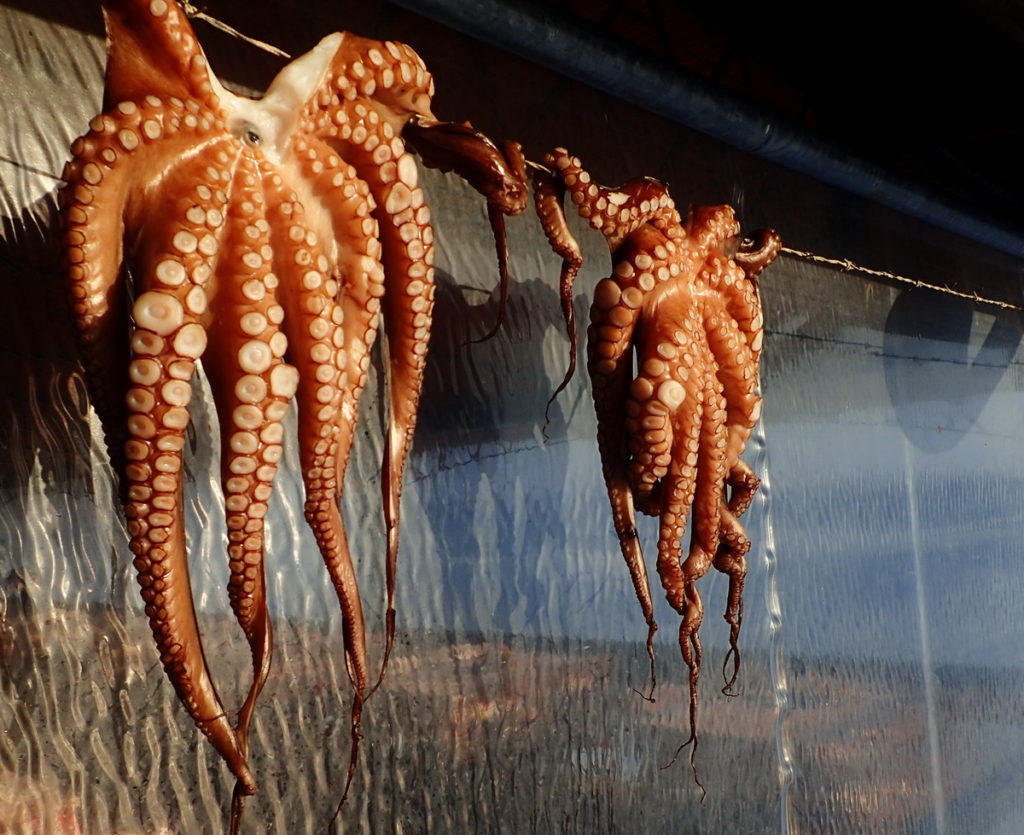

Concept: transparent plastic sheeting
[[3, 2, 1024, 833]]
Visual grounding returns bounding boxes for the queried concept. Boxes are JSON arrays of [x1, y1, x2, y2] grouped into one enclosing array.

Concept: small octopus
[[534, 149, 779, 776]]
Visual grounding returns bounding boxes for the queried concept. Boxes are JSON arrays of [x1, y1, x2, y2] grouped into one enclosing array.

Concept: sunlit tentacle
[[287, 137, 386, 487], [62, 103, 230, 480], [324, 121, 434, 691], [201, 156, 289, 776], [120, 166, 253, 794], [305, 45, 437, 689], [261, 173, 367, 701], [586, 229, 680, 676], [544, 148, 676, 248], [101, 0, 219, 111]]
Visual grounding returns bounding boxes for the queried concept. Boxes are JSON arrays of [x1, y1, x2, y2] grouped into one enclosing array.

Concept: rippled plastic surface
[[3, 2, 1024, 832]]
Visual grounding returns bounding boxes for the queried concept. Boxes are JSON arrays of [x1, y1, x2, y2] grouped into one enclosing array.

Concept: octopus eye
[[233, 120, 263, 147]]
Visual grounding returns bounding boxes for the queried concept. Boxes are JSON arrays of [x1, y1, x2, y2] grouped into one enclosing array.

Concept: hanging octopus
[[534, 148, 780, 779], [60, 0, 526, 828]]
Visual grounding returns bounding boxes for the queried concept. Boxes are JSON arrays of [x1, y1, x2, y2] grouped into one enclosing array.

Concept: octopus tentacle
[[701, 298, 760, 451], [683, 345, 727, 574], [402, 120, 529, 342], [660, 346, 728, 767], [625, 282, 701, 515], [375, 161, 434, 689], [733, 228, 782, 279], [542, 148, 680, 412], [328, 133, 434, 690], [202, 155, 292, 771], [725, 459, 761, 518], [262, 164, 373, 816], [544, 148, 676, 248], [120, 164, 254, 793], [62, 141, 133, 479], [532, 166, 583, 421], [586, 231, 687, 673], [280, 140, 387, 676], [101, 0, 217, 111], [62, 102, 230, 480], [713, 508, 748, 692], [276, 147, 385, 729], [702, 252, 764, 363], [670, 585, 704, 790], [475, 140, 529, 342], [287, 136, 385, 484], [652, 387, 703, 612], [306, 43, 437, 690], [258, 168, 368, 700]]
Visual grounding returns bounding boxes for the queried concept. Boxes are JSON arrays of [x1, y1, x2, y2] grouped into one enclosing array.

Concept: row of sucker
[[119, 134, 256, 796], [259, 146, 372, 821], [306, 33, 438, 698], [199, 151, 298, 829], [61, 89, 228, 483]]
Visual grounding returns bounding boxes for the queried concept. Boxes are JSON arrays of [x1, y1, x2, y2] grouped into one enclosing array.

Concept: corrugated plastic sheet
[[3, 2, 1024, 832]]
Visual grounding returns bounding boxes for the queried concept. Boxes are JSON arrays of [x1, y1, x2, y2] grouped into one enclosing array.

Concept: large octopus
[[534, 149, 780, 777], [60, 0, 526, 827]]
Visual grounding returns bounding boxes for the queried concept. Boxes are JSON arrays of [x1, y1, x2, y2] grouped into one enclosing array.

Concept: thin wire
[[179, 2, 291, 58], [781, 246, 1024, 312]]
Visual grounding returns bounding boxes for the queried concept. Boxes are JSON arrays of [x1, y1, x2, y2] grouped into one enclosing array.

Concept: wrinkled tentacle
[[713, 508, 748, 693], [343, 134, 432, 691], [725, 459, 760, 518], [586, 229, 685, 679], [402, 119, 528, 215], [471, 202, 512, 344], [261, 167, 367, 700], [666, 587, 705, 796], [700, 249, 765, 362]]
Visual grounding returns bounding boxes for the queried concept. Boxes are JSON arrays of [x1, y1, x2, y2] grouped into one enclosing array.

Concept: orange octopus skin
[[535, 148, 780, 775], [61, 0, 526, 827]]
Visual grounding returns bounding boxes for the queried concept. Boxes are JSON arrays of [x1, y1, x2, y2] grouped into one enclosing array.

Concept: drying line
[[782, 246, 1023, 312]]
